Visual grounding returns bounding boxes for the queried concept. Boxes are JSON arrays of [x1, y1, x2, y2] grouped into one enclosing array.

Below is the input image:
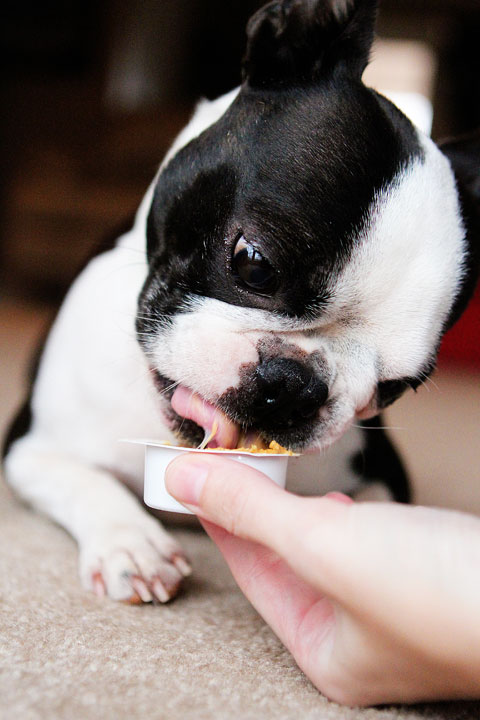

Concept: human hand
[[166, 454, 480, 706]]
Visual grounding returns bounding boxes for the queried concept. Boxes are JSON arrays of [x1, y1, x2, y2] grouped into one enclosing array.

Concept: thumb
[[165, 452, 348, 587]]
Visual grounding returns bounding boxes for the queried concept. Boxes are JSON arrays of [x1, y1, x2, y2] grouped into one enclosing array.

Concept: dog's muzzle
[[167, 355, 330, 450]]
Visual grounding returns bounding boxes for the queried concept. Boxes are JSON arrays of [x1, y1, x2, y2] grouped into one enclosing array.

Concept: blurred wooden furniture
[[1, 0, 479, 301]]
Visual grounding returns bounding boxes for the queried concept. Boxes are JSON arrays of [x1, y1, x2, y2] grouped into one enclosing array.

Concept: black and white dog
[[4, 0, 479, 603]]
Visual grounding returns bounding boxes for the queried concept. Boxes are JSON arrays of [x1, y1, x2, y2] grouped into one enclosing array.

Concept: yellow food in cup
[[213, 440, 294, 455]]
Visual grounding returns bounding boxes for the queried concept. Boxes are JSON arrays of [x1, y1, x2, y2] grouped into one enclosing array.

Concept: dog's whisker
[[414, 374, 432, 393], [135, 312, 163, 320], [423, 375, 440, 392], [125, 372, 179, 395], [123, 367, 158, 390], [351, 423, 405, 431], [158, 380, 181, 396], [119, 245, 148, 255]]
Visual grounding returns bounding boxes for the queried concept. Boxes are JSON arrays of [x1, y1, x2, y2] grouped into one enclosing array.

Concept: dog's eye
[[232, 236, 277, 294]]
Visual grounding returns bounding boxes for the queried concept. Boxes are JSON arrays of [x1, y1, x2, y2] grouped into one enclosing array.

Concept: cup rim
[[121, 438, 298, 458]]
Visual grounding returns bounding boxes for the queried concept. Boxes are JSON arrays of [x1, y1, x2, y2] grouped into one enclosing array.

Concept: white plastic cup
[[140, 442, 291, 514]]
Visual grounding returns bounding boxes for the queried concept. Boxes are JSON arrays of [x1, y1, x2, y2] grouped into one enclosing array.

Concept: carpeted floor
[[1, 299, 480, 719]]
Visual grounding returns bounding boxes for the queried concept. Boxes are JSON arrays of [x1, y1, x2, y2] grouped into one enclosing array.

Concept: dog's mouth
[[170, 384, 243, 449], [152, 370, 371, 453], [152, 372, 260, 449]]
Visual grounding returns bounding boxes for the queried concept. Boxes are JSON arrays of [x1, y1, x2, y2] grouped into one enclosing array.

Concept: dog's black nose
[[254, 357, 328, 428]]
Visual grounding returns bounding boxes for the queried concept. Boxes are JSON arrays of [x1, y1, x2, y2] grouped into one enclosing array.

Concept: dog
[[3, 0, 479, 604]]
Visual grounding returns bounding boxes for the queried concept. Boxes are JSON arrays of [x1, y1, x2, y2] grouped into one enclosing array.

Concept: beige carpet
[[1, 299, 480, 719]]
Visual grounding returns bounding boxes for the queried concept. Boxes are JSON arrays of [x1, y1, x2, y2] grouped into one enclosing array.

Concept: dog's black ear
[[440, 130, 480, 206], [242, 0, 378, 89], [439, 130, 480, 329]]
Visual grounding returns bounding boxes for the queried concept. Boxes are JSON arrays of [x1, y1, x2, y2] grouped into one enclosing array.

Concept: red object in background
[[439, 287, 480, 369]]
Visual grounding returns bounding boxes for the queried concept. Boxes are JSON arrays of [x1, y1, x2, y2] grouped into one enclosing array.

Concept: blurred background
[[1, 0, 479, 509]]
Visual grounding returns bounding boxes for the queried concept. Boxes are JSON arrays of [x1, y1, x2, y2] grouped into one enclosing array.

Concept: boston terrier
[[3, 0, 479, 604]]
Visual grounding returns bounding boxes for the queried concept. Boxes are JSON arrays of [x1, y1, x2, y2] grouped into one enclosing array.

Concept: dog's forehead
[[147, 81, 427, 317], [230, 87, 419, 256], [152, 82, 421, 249]]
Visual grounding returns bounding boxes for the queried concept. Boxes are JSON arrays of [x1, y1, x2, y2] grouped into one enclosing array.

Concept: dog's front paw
[[79, 522, 192, 604]]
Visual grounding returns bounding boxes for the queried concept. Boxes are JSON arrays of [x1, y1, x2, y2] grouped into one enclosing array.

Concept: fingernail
[[325, 492, 355, 505], [165, 457, 209, 508]]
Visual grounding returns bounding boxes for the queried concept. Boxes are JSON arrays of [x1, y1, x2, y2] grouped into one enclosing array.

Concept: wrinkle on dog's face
[[136, 80, 466, 450]]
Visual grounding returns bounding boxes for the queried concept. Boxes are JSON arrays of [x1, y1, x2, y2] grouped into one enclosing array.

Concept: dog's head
[[136, 0, 479, 451]]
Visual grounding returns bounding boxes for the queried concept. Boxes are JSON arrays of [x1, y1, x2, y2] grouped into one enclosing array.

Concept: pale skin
[[165, 454, 480, 707]]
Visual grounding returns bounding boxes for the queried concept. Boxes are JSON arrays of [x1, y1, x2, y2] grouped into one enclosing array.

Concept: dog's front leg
[[4, 437, 191, 603]]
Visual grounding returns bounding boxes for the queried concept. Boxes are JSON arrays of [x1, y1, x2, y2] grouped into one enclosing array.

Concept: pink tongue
[[171, 385, 240, 449]]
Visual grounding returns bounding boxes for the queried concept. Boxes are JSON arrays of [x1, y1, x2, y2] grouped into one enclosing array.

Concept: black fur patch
[[439, 131, 480, 331], [2, 399, 33, 460], [353, 416, 410, 502], [2, 323, 49, 460]]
